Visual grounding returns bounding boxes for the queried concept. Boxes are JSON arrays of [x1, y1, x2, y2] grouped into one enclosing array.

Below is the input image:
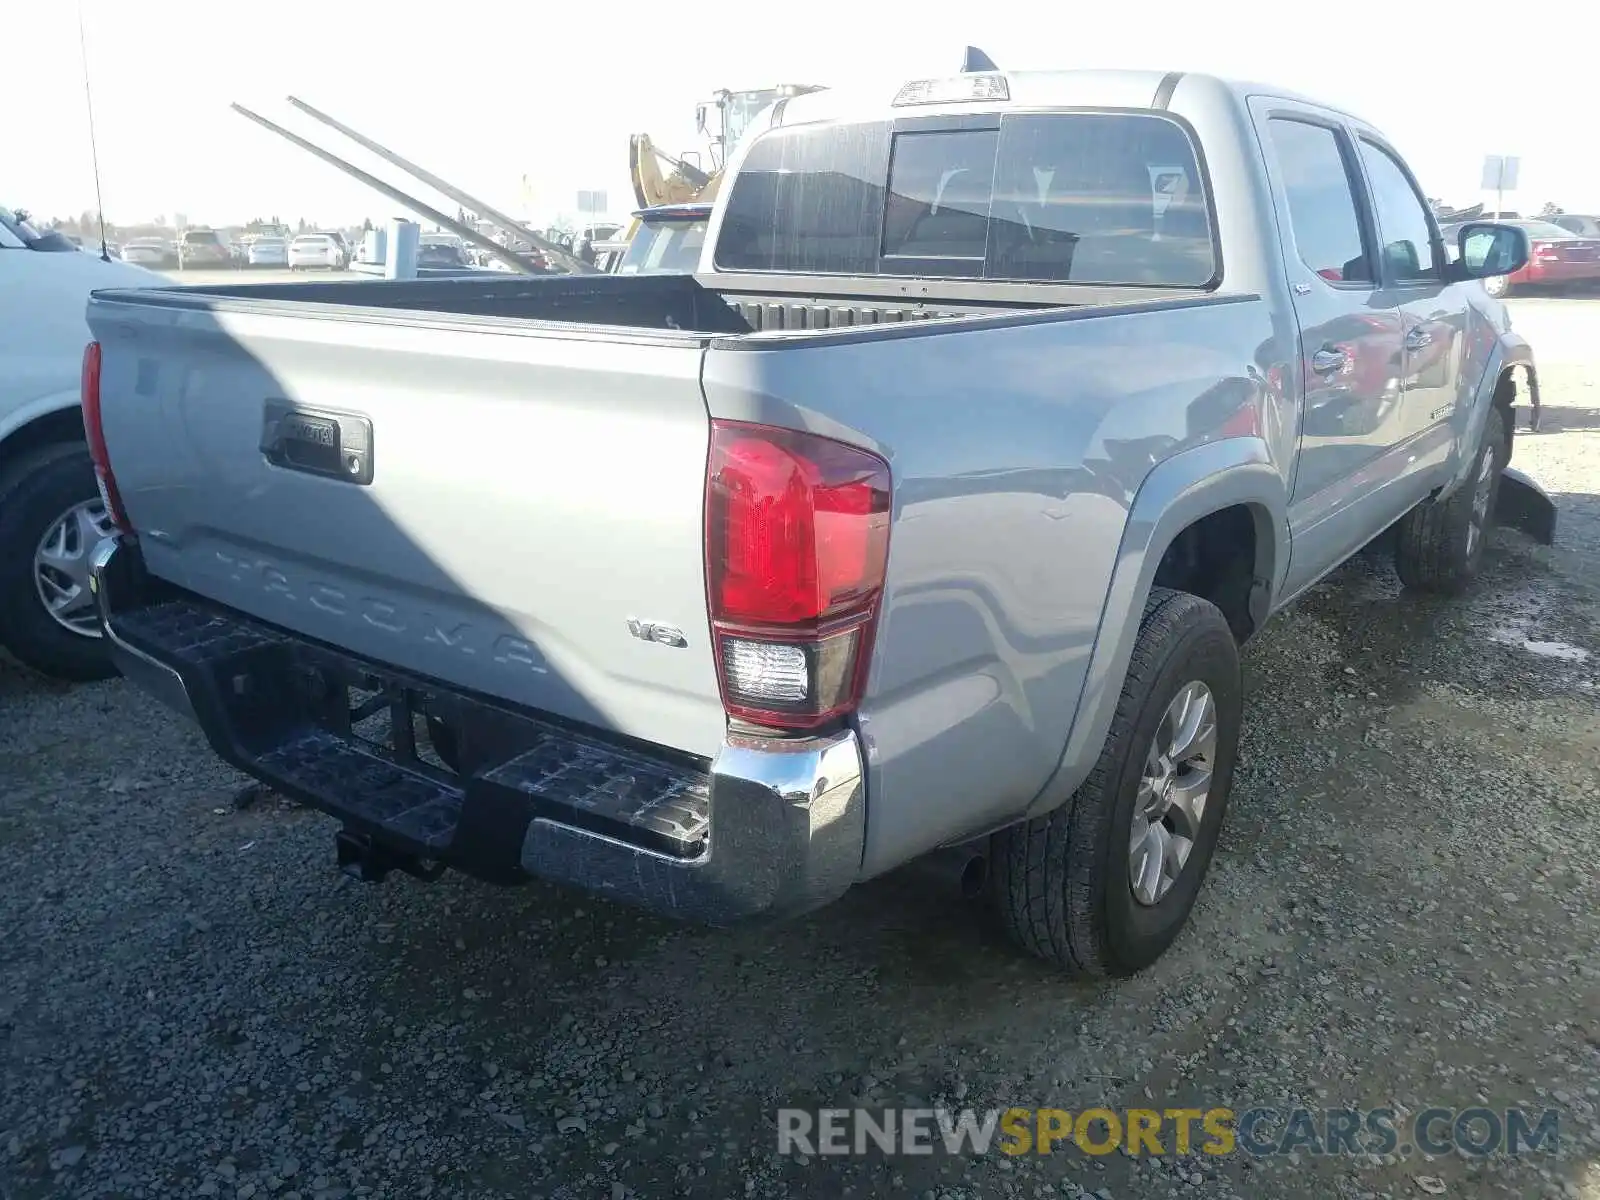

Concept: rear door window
[[715, 112, 1216, 287], [1263, 119, 1372, 285]]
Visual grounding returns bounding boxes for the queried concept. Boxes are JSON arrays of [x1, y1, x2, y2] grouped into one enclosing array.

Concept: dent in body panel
[[701, 296, 1283, 876]]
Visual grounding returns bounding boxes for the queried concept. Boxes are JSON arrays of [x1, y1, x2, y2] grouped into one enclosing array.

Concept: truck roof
[[776, 68, 1371, 132]]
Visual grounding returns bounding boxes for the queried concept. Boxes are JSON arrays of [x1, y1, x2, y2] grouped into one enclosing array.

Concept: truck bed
[[124, 272, 1127, 336]]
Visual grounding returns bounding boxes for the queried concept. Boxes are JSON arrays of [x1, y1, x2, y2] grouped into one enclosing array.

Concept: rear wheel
[[990, 589, 1242, 977], [1482, 273, 1511, 299], [0, 446, 119, 681]]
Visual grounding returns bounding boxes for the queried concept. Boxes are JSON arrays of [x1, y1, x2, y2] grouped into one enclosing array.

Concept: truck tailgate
[[89, 299, 728, 761]]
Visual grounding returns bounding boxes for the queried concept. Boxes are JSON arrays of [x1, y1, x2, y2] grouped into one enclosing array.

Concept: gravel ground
[[2, 300, 1597, 1200]]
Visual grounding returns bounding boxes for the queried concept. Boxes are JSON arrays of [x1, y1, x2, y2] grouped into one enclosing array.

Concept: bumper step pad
[[260, 729, 464, 850], [109, 599, 711, 867], [484, 741, 710, 858]]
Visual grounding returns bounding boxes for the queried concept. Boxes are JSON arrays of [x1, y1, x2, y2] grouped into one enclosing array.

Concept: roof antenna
[[75, 2, 111, 262], [962, 46, 999, 73]]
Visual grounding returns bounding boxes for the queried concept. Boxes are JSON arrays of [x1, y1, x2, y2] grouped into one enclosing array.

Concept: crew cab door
[[1251, 103, 1411, 597], [1346, 133, 1472, 450]]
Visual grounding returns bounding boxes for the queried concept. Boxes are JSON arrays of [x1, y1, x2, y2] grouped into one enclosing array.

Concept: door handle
[[1310, 347, 1348, 374], [1404, 327, 1434, 350]]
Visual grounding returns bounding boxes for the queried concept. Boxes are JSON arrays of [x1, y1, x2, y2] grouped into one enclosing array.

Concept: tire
[[989, 588, 1243, 977], [0, 446, 119, 681], [1393, 405, 1509, 594], [1483, 273, 1511, 299]]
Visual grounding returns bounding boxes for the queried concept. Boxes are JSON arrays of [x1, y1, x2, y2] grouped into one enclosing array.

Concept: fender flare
[[0, 389, 83, 466], [1440, 331, 1535, 498], [1023, 436, 1288, 818]]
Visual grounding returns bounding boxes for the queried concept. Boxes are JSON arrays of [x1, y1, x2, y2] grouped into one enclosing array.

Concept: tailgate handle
[[262, 402, 374, 485]]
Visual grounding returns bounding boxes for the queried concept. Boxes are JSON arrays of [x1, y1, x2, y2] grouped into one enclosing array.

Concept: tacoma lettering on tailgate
[[211, 549, 549, 673]]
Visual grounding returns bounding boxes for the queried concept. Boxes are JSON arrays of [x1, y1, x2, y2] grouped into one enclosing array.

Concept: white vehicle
[[0, 204, 165, 679], [120, 237, 174, 267], [287, 233, 347, 270], [248, 236, 289, 267]]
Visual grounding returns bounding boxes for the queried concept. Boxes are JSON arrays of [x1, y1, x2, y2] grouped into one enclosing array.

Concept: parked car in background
[[0, 202, 166, 680], [1550, 213, 1600, 239], [417, 240, 469, 269], [248, 236, 289, 267], [1442, 218, 1600, 296], [177, 228, 233, 270], [589, 235, 630, 273], [120, 237, 176, 268], [483, 243, 559, 273], [288, 233, 348, 270]]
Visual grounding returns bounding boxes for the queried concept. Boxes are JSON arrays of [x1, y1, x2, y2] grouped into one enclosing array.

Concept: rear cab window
[[714, 111, 1217, 287]]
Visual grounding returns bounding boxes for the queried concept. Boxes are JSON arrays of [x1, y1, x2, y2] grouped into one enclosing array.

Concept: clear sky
[[7, 0, 1595, 229]]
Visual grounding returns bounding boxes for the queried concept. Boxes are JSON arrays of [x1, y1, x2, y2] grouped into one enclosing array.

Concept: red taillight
[[80, 341, 133, 534], [705, 420, 891, 730], [1533, 241, 1561, 262]]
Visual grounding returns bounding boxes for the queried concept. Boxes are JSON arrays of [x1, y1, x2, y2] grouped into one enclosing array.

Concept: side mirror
[[694, 103, 708, 135], [1452, 222, 1529, 282]]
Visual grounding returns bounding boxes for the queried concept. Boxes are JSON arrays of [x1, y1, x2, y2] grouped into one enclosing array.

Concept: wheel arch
[[1023, 437, 1287, 819], [0, 396, 88, 496], [1443, 332, 1535, 497]]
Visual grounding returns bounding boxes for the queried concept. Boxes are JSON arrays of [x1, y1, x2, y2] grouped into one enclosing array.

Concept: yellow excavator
[[628, 84, 826, 215]]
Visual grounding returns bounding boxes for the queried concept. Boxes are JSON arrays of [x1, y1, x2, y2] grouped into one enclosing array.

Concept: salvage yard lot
[[2, 297, 1597, 1200]]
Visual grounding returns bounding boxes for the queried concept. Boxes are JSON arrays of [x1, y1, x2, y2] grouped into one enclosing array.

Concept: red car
[[1443, 218, 1600, 297]]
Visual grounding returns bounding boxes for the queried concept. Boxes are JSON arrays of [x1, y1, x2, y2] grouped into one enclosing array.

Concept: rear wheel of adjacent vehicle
[[989, 588, 1242, 977], [0, 445, 119, 681], [1482, 273, 1511, 299], [1393, 402, 1509, 595]]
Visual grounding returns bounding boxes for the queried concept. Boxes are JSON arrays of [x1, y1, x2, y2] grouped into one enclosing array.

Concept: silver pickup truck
[[84, 66, 1551, 978]]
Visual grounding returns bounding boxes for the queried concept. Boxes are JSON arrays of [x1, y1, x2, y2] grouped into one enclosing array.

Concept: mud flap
[[1496, 467, 1557, 545]]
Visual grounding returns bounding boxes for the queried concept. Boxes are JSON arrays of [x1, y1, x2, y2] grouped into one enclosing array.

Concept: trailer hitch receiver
[[335, 829, 446, 883]]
